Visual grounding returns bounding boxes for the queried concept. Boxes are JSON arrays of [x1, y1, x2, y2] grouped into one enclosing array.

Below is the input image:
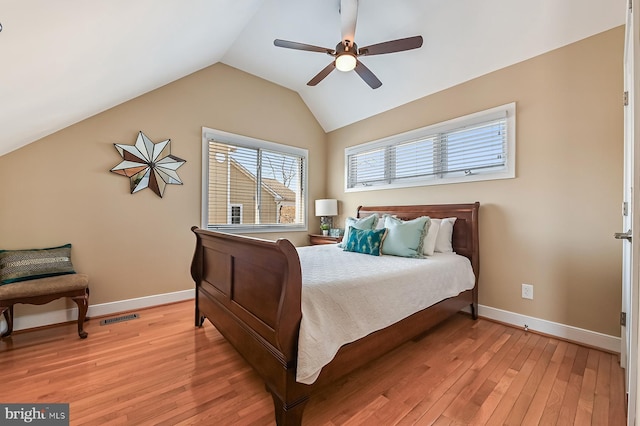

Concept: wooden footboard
[[191, 202, 480, 426], [190, 228, 310, 424]]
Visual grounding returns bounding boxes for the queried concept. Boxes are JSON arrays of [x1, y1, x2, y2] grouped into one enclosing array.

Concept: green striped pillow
[[0, 244, 75, 285]]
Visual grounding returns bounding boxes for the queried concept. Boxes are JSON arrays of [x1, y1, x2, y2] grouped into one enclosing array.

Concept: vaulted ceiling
[[0, 0, 625, 156]]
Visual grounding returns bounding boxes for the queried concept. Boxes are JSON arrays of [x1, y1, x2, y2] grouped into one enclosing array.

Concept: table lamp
[[315, 199, 338, 235]]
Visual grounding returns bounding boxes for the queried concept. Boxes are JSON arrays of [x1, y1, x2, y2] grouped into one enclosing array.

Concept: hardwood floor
[[0, 301, 626, 425]]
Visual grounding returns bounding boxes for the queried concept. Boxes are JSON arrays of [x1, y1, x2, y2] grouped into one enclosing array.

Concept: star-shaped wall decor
[[110, 131, 186, 198]]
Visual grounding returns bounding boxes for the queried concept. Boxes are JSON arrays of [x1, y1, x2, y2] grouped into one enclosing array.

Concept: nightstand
[[309, 234, 342, 245]]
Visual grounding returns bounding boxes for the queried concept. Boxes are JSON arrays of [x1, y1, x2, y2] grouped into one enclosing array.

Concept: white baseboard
[[477, 304, 621, 354], [1, 294, 621, 354], [2, 289, 194, 333]]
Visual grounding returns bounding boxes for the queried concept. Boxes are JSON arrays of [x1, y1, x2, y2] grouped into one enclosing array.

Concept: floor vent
[[100, 313, 139, 326]]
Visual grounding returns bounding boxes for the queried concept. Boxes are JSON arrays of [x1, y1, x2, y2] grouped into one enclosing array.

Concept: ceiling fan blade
[[307, 62, 336, 86], [274, 39, 334, 54], [340, 0, 358, 44], [359, 36, 423, 56], [354, 60, 382, 89]]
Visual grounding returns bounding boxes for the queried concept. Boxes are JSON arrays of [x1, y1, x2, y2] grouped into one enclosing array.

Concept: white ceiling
[[0, 0, 625, 156]]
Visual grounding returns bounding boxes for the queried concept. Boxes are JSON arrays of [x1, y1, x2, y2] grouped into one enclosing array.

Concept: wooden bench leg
[[1, 305, 14, 338], [72, 288, 89, 339]]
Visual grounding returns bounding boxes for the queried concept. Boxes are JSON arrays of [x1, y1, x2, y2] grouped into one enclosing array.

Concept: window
[[346, 103, 515, 191], [202, 128, 308, 233], [229, 204, 242, 224]]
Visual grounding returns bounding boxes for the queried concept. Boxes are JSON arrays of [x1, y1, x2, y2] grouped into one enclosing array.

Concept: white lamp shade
[[315, 199, 338, 216]]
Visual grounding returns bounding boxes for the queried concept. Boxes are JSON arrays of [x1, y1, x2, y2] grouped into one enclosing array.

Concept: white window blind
[[346, 103, 515, 191], [202, 128, 307, 232]]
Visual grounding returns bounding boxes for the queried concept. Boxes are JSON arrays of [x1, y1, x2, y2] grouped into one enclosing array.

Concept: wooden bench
[[0, 274, 90, 339]]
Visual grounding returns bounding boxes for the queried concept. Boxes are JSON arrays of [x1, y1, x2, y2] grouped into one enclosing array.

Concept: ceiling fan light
[[335, 53, 356, 72]]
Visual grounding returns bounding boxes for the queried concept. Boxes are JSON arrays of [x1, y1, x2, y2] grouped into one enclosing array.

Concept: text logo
[[1, 404, 69, 425]]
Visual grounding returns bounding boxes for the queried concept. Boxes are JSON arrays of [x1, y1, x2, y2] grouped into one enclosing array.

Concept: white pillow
[[422, 218, 440, 256], [434, 217, 457, 253]]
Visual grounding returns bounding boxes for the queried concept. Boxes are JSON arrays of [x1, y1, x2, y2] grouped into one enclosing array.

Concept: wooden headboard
[[357, 202, 480, 284]]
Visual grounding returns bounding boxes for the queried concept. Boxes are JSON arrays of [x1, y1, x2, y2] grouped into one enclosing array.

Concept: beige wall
[[0, 63, 326, 315], [327, 27, 624, 336]]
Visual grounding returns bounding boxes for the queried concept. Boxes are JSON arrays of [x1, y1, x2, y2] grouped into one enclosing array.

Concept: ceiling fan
[[273, 0, 423, 89]]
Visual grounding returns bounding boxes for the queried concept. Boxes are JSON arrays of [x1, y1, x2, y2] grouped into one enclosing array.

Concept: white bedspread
[[295, 244, 475, 384]]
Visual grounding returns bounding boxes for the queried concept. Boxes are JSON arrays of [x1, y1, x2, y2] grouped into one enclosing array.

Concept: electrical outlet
[[522, 283, 533, 300]]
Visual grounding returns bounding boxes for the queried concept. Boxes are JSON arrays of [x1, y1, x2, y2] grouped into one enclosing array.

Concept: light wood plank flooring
[[0, 301, 626, 425]]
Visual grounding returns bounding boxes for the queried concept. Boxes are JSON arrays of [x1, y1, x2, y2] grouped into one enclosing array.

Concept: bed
[[190, 202, 479, 425]]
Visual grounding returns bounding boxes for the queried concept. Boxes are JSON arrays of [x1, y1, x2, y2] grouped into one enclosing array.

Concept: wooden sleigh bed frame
[[190, 202, 480, 425]]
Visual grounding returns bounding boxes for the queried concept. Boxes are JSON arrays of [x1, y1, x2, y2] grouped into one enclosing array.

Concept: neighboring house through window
[[202, 128, 307, 233]]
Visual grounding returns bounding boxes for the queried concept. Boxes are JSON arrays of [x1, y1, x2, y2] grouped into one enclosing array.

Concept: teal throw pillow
[[0, 244, 76, 285], [381, 215, 431, 258], [338, 213, 379, 248], [342, 227, 387, 256]]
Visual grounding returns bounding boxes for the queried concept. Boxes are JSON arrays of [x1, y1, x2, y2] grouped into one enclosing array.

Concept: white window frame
[[202, 127, 308, 233], [345, 102, 516, 192]]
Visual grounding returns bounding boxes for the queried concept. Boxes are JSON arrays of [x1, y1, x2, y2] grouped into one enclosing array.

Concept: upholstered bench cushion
[[0, 273, 89, 300]]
